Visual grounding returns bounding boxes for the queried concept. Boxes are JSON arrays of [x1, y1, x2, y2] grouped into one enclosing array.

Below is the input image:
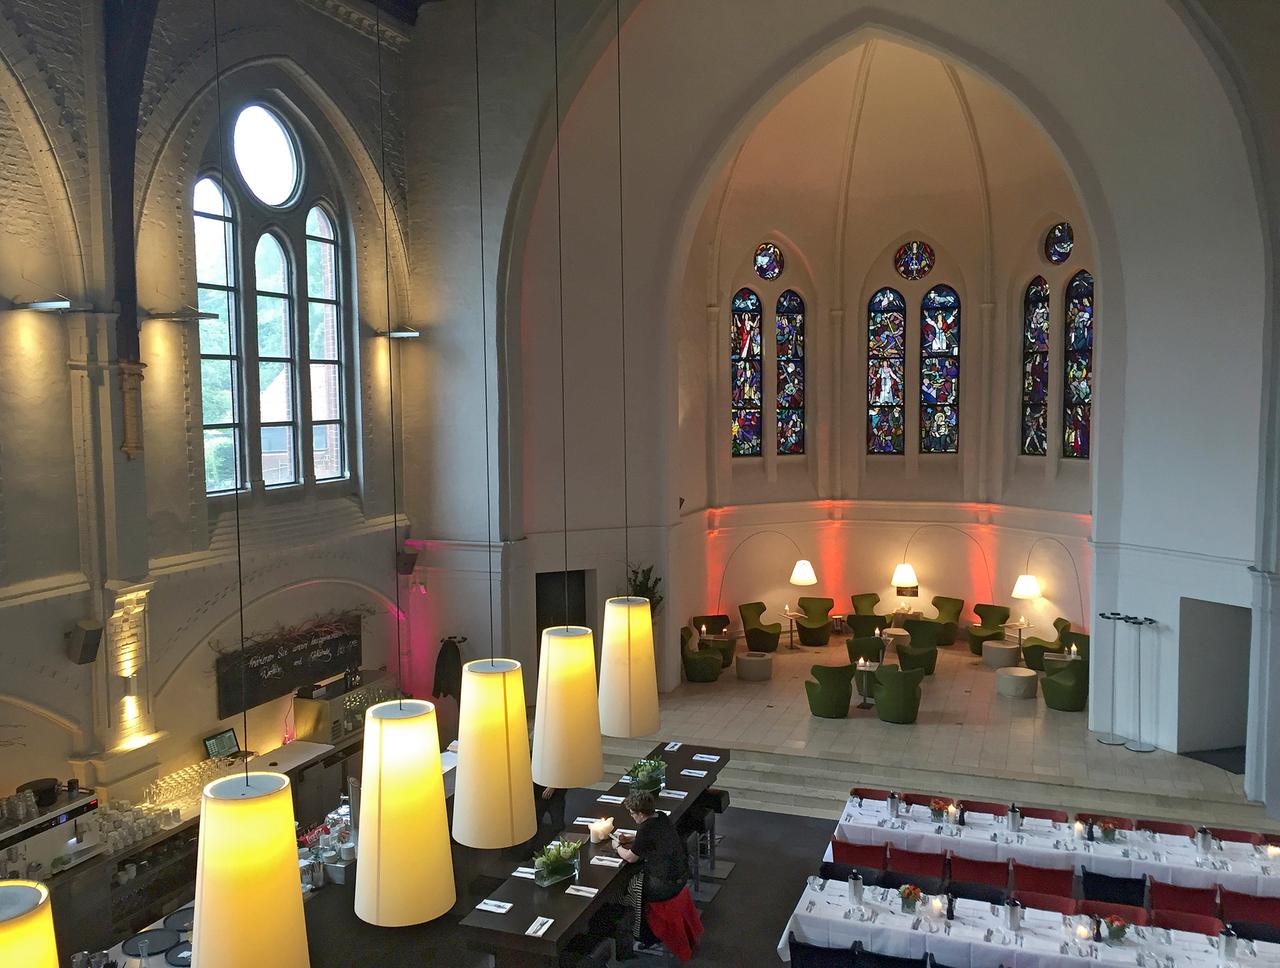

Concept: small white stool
[[983, 641, 1021, 668], [996, 667, 1038, 698], [736, 651, 773, 681]]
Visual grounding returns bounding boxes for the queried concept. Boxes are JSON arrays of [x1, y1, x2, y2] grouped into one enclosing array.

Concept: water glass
[[849, 874, 864, 912]]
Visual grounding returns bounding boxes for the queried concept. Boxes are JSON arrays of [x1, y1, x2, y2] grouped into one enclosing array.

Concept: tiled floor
[[655, 639, 1248, 805]]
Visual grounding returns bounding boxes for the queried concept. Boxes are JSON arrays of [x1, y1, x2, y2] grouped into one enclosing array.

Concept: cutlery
[[912, 918, 922, 931], [843, 909, 852, 920], [1061, 943, 1070, 955], [805, 899, 816, 913], [819, 879, 828, 892], [935, 825, 944, 835]]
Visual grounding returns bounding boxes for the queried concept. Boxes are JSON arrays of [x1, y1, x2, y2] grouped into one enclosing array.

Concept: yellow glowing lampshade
[[453, 659, 537, 849], [891, 563, 919, 596], [789, 559, 818, 586], [356, 699, 454, 926], [531, 625, 603, 788], [598, 596, 659, 738], [1011, 574, 1043, 600], [192, 773, 309, 968], [0, 881, 58, 968]]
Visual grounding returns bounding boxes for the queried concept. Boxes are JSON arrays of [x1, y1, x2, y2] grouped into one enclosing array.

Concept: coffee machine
[[0, 787, 102, 880]]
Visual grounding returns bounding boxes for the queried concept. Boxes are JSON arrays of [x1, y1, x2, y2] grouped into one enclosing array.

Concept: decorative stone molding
[[296, 0, 412, 52], [119, 360, 146, 459]]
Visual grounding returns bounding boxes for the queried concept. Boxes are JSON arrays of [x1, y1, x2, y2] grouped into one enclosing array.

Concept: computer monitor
[[202, 727, 240, 760]]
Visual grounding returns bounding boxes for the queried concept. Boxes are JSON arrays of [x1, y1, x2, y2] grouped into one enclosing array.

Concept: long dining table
[[776, 878, 1280, 966], [460, 741, 730, 967], [830, 797, 1280, 898]]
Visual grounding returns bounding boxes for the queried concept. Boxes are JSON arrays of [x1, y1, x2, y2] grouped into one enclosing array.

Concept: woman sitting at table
[[616, 790, 702, 960]]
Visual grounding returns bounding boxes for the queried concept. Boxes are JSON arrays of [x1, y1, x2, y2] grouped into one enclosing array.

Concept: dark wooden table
[[460, 741, 730, 966]]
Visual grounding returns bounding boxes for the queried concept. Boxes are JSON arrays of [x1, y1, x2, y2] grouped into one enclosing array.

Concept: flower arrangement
[[1104, 915, 1128, 942], [533, 839, 583, 887], [628, 757, 667, 793], [929, 798, 950, 822], [898, 883, 922, 912], [1099, 819, 1118, 843]]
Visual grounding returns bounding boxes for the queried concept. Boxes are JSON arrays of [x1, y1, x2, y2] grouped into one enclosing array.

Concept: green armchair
[[1023, 617, 1071, 671], [845, 635, 883, 665], [1061, 630, 1090, 660], [873, 664, 925, 724], [898, 620, 940, 675], [796, 596, 835, 646], [922, 595, 963, 646], [690, 613, 734, 667], [967, 604, 1010, 656], [1042, 659, 1088, 712], [681, 626, 721, 682], [850, 593, 885, 619], [846, 614, 883, 637], [739, 601, 781, 653], [804, 664, 856, 719]]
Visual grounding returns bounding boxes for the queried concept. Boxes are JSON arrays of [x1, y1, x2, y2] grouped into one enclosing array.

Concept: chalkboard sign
[[215, 615, 363, 719]]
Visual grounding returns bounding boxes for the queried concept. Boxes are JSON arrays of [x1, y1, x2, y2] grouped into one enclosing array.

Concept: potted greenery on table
[[628, 758, 666, 794], [533, 839, 583, 887]]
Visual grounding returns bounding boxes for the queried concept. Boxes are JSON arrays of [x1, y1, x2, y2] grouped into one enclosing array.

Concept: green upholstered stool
[[681, 626, 721, 683], [1042, 658, 1088, 711], [923, 595, 963, 645], [967, 604, 1010, 656], [1023, 617, 1071, 671], [735, 651, 773, 681], [739, 601, 781, 653], [872, 665, 925, 724], [796, 596, 835, 647], [805, 663, 856, 719]]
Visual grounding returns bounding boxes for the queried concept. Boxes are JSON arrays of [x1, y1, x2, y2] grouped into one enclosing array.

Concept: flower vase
[[1106, 925, 1127, 944], [901, 897, 918, 913], [534, 855, 579, 888], [930, 809, 945, 823], [1101, 828, 1117, 844]]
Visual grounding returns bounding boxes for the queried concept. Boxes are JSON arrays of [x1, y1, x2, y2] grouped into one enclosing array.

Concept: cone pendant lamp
[[192, 773, 309, 968], [453, 659, 537, 848], [598, 596, 658, 737], [355, 699, 454, 925], [0, 881, 58, 968], [532, 625, 603, 788]]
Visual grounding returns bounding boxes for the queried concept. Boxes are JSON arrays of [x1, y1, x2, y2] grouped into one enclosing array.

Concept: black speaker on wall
[[396, 550, 419, 576], [66, 620, 103, 665]]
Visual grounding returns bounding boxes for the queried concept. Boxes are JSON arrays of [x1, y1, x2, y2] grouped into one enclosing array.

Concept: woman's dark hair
[[624, 790, 656, 816]]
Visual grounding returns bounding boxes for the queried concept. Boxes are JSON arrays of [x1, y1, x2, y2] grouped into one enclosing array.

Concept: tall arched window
[[1020, 275, 1050, 455], [730, 287, 763, 457], [1064, 269, 1094, 458], [920, 284, 960, 453], [867, 287, 905, 455], [775, 290, 804, 455], [191, 102, 352, 494]]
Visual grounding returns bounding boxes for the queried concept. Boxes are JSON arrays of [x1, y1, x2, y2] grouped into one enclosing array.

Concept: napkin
[[565, 885, 599, 897], [597, 794, 625, 804], [512, 867, 536, 879], [659, 789, 688, 800], [665, 741, 682, 751], [573, 816, 600, 825], [591, 855, 624, 867], [615, 828, 637, 838], [475, 899, 512, 914], [680, 769, 707, 778], [526, 916, 553, 937], [692, 753, 720, 762]]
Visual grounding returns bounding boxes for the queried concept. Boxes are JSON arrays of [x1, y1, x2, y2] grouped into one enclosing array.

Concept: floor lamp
[[895, 524, 994, 605], [713, 529, 815, 614], [1124, 616, 1158, 753], [1010, 536, 1086, 626], [1096, 612, 1126, 746]]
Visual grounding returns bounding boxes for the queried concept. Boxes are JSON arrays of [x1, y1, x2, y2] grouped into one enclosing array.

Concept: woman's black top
[[630, 813, 687, 902]]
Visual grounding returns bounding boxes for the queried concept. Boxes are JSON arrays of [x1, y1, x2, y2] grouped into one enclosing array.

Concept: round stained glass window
[[753, 241, 784, 280], [232, 105, 301, 207], [894, 241, 934, 280], [1044, 221, 1074, 264]]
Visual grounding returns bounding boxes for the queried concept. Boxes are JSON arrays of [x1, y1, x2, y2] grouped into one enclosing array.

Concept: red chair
[[1076, 812, 1135, 830], [1013, 891, 1079, 916], [1012, 860, 1074, 898], [1081, 900, 1149, 925], [1208, 826, 1263, 846], [1020, 806, 1070, 823], [887, 846, 946, 880], [1136, 819, 1195, 839], [1152, 910, 1225, 936], [903, 792, 938, 808], [1221, 888, 1280, 929], [1149, 878, 1217, 918], [831, 839, 888, 871], [959, 800, 1008, 817], [852, 787, 891, 802], [949, 854, 1010, 890], [1264, 833, 1280, 847]]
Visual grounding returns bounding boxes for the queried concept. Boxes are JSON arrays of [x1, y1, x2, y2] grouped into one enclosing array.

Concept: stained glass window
[[894, 241, 934, 281], [1063, 269, 1093, 458], [1020, 276, 1050, 455], [920, 284, 960, 453], [730, 287, 763, 456], [867, 287, 905, 455], [1045, 222, 1074, 265], [775, 290, 804, 455], [754, 241, 784, 280]]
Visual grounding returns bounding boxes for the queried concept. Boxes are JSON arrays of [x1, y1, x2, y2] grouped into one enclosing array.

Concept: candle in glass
[[931, 896, 945, 918], [587, 817, 614, 843], [1074, 820, 1085, 840], [1266, 844, 1280, 859], [946, 804, 958, 826], [1075, 923, 1093, 942]]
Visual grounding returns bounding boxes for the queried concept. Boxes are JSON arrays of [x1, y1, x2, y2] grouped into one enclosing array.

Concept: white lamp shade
[[789, 559, 818, 586], [355, 699, 454, 925], [452, 659, 537, 849], [531, 625, 603, 788], [192, 773, 309, 968], [1011, 574, 1043, 600], [0, 881, 58, 968], [598, 596, 659, 738], [891, 563, 919, 588]]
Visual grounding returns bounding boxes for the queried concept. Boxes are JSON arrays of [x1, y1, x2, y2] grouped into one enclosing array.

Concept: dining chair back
[[901, 793, 936, 808], [850, 593, 882, 617], [1011, 891, 1079, 916], [948, 855, 1009, 890], [1220, 888, 1280, 929], [886, 846, 946, 880], [850, 787, 891, 803], [948, 881, 1006, 905], [1075, 813, 1135, 831], [1019, 806, 1070, 823], [820, 861, 883, 887], [789, 932, 855, 968], [957, 799, 1008, 817], [1151, 911, 1225, 936], [1232, 921, 1280, 944], [852, 943, 928, 968], [1207, 826, 1263, 845], [1080, 900, 1149, 925], [1081, 868, 1146, 908], [1135, 819, 1195, 838], [830, 839, 888, 871], [1011, 860, 1074, 898], [1148, 878, 1217, 918]]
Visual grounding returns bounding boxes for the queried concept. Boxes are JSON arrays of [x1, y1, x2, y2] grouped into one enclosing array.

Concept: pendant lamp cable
[[208, 0, 249, 784], [373, 2, 406, 707], [614, 0, 629, 576], [473, 1, 496, 663], [551, 0, 570, 625]]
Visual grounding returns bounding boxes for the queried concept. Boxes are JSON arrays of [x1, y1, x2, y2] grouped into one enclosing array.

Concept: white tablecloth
[[777, 882, 1280, 966], [833, 799, 1280, 898]]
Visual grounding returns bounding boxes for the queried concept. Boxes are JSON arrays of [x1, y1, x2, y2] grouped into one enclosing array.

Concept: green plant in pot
[[628, 757, 666, 794], [626, 563, 664, 617], [533, 838, 583, 887]]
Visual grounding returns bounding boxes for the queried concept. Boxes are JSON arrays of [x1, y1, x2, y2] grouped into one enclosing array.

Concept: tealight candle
[[588, 817, 614, 843], [1069, 644, 1079, 657], [946, 804, 958, 824], [1075, 924, 1093, 942], [1074, 820, 1085, 839], [857, 657, 866, 669], [931, 896, 945, 917], [1267, 845, 1280, 859]]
